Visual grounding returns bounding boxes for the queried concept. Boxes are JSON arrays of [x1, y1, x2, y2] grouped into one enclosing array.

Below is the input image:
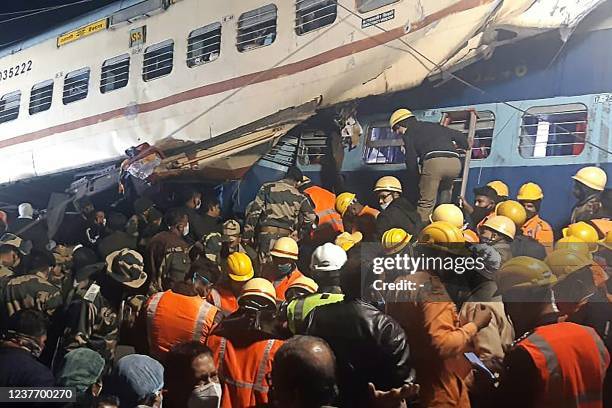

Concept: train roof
[[0, 0, 143, 59]]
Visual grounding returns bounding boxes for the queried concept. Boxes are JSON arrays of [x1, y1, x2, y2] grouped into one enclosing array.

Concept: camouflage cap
[[0, 233, 32, 255], [222, 219, 241, 241], [105, 249, 147, 289]]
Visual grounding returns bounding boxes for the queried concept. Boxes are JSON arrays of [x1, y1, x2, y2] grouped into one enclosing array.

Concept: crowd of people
[[0, 110, 609, 408]]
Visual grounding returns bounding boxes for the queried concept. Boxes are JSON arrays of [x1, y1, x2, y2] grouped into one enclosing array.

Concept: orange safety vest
[[517, 322, 610, 408], [353, 206, 380, 240], [521, 215, 554, 253], [272, 269, 304, 301], [146, 290, 219, 361], [207, 284, 239, 315], [304, 185, 344, 241], [588, 218, 612, 239], [208, 334, 284, 408], [476, 211, 495, 229]]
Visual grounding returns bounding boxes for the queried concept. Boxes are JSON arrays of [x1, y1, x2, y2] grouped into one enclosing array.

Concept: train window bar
[[143, 40, 174, 81], [363, 124, 404, 165], [0, 90, 20, 123], [295, 0, 337, 35], [101, 54, 130, 94], [237, 4, 277, 52], [355, 0, 400, 14], [29, 80, 53, 115], [63, 68, 90, 105], [444, 110, 495, 160], [519, 103, 588, 158], [187, 23, 222, 68]]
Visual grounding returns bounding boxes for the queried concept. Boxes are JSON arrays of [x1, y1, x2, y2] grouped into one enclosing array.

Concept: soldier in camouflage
[[61, 248, 147, 367], [0, 234, 32, 309], [243, 167, 317, 264]]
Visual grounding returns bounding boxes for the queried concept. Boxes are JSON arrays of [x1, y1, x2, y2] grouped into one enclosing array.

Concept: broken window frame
[[0, 90, 21, 123], [29, 80, 53, 115], [237, 4, 278, 53], [187, 22, 222, 67], [63, 67, 90, 105], [519, 103, 587, 158], [295, 0, 338, 35]]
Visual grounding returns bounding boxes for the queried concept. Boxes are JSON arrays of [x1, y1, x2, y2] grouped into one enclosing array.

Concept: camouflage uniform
[[4, 271, 63, 318], [244, 179, 316, 261], [571, 194, 610, 223]]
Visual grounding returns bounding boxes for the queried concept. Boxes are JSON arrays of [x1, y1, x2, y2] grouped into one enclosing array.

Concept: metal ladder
[[440, 109, 478, 201]]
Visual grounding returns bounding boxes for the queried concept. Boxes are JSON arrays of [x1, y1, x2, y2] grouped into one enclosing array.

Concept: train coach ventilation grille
[[260, 134, 300, 169]]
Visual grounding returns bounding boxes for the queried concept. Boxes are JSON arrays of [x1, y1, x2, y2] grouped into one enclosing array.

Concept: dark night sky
[[0, 0, 121, 47]]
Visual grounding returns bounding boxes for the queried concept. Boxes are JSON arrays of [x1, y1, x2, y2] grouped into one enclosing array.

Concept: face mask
[[472, 207, 492, 225], [380, 202, 390, 210], [183, 223, 190, 236], [187, 382, 222, 408], [195, 201, 202, 210], [277, 263, 293, 276], [102, 218, 107, 227]]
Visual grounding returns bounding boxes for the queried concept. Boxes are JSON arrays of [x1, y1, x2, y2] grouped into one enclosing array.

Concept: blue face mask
[[277, 263, 293, 276]]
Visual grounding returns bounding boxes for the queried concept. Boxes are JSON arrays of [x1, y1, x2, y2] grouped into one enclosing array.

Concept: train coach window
[[363, 125, 405, 164], [187, 23, 221, 67], [63, 68, 90, 105], [29, 80, 53, 115], [143, 40, 174, 81], [298, 130, 327, 165], [237, 4, 277, 52], [296, 0, 337, 35], [444, 111, 495, 160], [101, 54, 130, 93], [356, 0, 399, 13], [0, 91, 20, 123], [519, 104, 587, 158]]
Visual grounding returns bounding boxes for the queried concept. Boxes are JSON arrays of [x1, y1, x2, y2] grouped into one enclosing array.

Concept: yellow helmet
[[334, 231, 363, 252], [418, 221, 465, 245], [495, 200, 527, 228], [555, 236, 593, 254], [381, 228, 412, 255], [545, 249, 593, 283], [572, 166, 607, 191], [516, 182, 544, 201], [562, 222, 599, 243], [463, 229, 480, 243], [287, 275, 319, 294], [335, 192, 356, 216], [430, 204, 464, 229], [497, 256, 557, 294], [238, 277, 277, 305], [373, 176, 402, 193], [482, 215, 516, 240], [487, 180, 509, 198], [389, 108, 414, 128], [226, 252, 254, 282], [270, 237, 299, 260]]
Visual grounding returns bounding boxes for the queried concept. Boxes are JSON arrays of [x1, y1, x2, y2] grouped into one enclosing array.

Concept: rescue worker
[[244, 166, 316, 262], [145, 208, 191, 293], [464, 185, 499, 228], [0, 233, 31, 276], [181, 189, 209, 242], [381, 228, 412, 256], [517, 182, 555, 252], [494, 257, 610, 408], [335, 192, 379, 241], [431, 203, 479, 243], [221, 219, 257, 259], [390, 108, 468, 222], [285, 243, 346, 335], [207, 252, 253, 314], [496, 200, 547, 260], [267, 237, 304, 301], [284, 275, 318, 303], [373, 176, 420, 239], [388, 221, 492, 408], [306, 251, 413, 408], [299, 176, 344, 243], [563, 221, 600, 252], [62, 249, 147, 366], [479, 215, 516, 264], [487, 180, 510, 201], [571, 166, 609, 223], [141, 273, 222, 362], [207, 278, 284, 408]]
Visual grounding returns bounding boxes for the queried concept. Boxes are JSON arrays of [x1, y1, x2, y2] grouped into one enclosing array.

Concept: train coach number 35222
[[0, 60, 33, 82]]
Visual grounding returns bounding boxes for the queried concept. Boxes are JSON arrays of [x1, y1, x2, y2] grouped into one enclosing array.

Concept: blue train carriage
[[231, 9, 612, 230]]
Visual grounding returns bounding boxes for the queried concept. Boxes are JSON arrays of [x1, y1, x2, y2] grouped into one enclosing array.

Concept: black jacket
[[97, 230, 138, 259], [306, 299, 412, 407], [0, 347, 54, 387], [376, 197, 420, 239], [402, 119, 468, 175], [9, 218, 48, 251], [510, 234, 547, 260]]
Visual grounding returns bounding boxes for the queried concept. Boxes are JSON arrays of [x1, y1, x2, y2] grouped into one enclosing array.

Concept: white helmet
[[310, 243, 348, 272]]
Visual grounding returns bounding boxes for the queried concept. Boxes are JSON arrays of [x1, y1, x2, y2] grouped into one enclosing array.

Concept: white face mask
[[380, 202, 390, 210], [187, 382, 222, 408], [183, 223, 190, 236], [195, 201, 202, 210], [102, 218, 107, 227]]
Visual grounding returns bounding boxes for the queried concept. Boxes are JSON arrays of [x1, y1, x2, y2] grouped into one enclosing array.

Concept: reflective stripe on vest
[[192, 301, 215, 342], [304, 186, 343, 232], [145, 292, 164, 350], [210, 289, 222, 308], [218, 337, 276, 393], [287, 293, 344, 334]]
